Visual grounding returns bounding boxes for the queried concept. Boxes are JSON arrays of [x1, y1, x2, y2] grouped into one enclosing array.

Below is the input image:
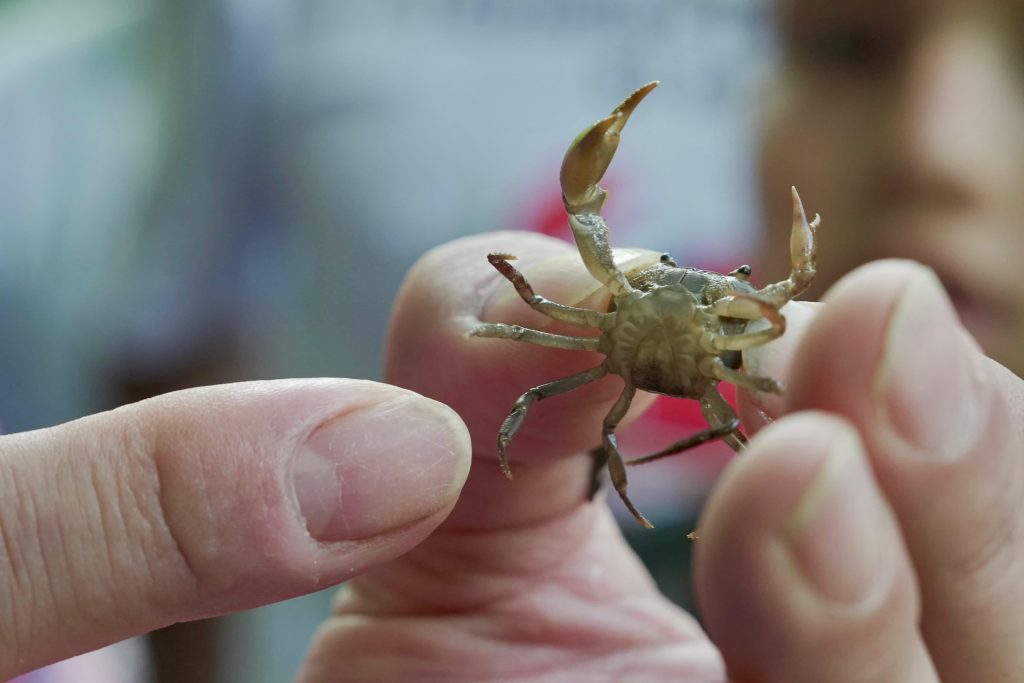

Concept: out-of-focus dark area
[[8, 0, 1023, 679]]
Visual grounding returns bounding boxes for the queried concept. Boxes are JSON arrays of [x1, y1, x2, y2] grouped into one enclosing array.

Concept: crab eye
[[728, 264, 752, 280], [659, 253, 677, 266]]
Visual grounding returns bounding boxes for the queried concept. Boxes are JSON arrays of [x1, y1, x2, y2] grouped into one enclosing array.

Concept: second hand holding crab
[[472, 81, 819, 528]]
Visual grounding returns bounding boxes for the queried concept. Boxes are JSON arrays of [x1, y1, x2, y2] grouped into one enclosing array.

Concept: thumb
[[0, 378, 470, 678]]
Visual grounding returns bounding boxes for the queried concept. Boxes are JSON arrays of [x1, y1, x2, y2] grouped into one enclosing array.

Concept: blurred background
[[12, 0, 1023, 679]]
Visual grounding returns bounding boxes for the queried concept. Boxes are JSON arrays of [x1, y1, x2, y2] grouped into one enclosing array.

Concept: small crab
[[472, 81, 819, 528]]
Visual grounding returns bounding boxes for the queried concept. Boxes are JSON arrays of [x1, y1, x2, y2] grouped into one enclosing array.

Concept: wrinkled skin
[[297, 232, 1024, 682]]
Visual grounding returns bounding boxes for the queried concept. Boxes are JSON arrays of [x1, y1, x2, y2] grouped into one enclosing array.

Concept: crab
[[471, 81, 819, 528]]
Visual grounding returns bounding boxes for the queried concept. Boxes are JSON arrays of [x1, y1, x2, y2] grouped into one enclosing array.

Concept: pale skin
[[5, 232, 1023, 682]]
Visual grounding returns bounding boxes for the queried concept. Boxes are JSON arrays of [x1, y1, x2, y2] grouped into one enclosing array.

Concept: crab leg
[[625, 418, 742, 466], [600, 385, 655, 528], [560, 82, 658, 299], [754, 187, 820, 307], [471, 323, 600, 351], [700, 386, 748, 452], [701, 356, 784, 394], [485, 253, 613, 329], [496, 365, 608, 478]]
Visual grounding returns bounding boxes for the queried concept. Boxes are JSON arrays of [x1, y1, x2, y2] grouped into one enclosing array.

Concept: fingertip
[[696, 413, 860, 600], [784, 259, 925, 419], [0, 379, 472, 676], [782, 261, 1024, 680], [390, 231, 578, 336], [386, 232, 660, 461], [293, 389, 471, 543], [136, 379, 471, 585], [696, 412, 924, 682]]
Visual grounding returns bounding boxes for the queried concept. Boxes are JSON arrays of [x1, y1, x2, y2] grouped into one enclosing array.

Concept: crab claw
[[789, 186, 819, 296], [560, 81, 659, 215], [749, 187, 821, 308]]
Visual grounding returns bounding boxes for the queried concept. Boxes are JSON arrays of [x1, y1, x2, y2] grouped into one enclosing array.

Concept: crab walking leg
[[485, 253, 613, 328], [754, 187, 820, 307], [700, 386, 748, 452], [700, 294, 787, 352], [496, 365, 609, 478], [700, 325, 784, 353], [625, 418, 742, 466], [600, 384, 654, 528], [471, 323, 600, 351]]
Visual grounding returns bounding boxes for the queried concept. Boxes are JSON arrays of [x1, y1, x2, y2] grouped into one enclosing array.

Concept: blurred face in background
[[758, 0, 1024, 375]]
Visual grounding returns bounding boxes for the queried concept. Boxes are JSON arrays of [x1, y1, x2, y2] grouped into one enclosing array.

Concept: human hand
[[296, 232, 724, 681], [698, 259, 1024, 681], [0, 378, 471, 679], [299, 236, 1023, 683]]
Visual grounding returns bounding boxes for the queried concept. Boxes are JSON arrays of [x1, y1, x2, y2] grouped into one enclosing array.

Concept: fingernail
[[291, 396, 471, 542], [873, 266, 985, 460], [782, 430, 891, 605]]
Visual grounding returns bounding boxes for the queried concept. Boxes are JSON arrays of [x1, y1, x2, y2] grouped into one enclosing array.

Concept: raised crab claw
[[472, 81, 820, 528]]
